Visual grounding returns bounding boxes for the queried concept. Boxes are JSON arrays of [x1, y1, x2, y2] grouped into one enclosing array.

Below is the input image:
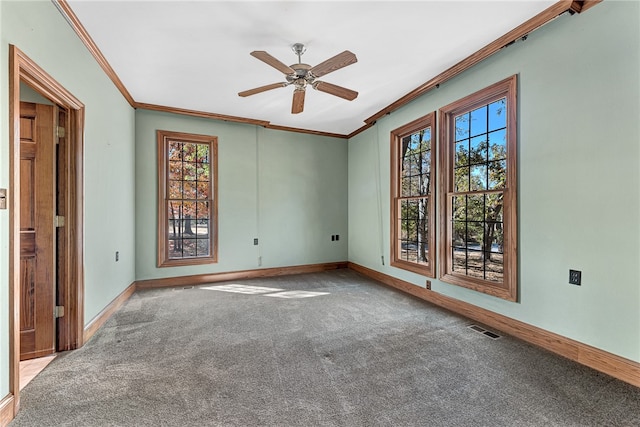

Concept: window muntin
[[391, 112, 436, 277], [439, 76, 517, 301], [157, 130, 218, 267]]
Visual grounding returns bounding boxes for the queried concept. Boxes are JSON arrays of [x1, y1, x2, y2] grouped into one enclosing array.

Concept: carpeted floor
[[10, 269, 640, 426]]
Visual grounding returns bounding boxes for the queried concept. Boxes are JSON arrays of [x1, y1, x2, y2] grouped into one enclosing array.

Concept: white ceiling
[[66, 0, 557, 135]]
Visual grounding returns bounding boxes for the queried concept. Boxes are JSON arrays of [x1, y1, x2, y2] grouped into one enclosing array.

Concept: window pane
[[453, 221, 465, 247], [455, 113, 470, 142], [470, 105, 487, 137], [466, 194, 484, 222], [453, 196, 466, 221], [489, 129, 507, 161], [197, 163, 209, 181], [183, 181, 196, 199], [183, 143, 198, 162], [467, 250, 484, 278], [182, 239, 197, 257], [168, 239, 181, 258], [194, 219, 209, 237], [411, 174, 424, 197], [486, 221, 504, 254], [421, 128, 431, 150], [470, 135, 487, 164], [455, 166, 469, 192], [183, 162, 196, 180], [469, 165, 487, 191], [455, 141, 468, 167], [486, 253, 504, 283], [167, 220, 179, 239], [420, 151, 431, 175], [168, 202, 182, 220], [452, 248, 466, 274], [196, 201, 209, 220], [488, 160, 507, 190], [169, 161, 182, 181], [168, 141, 182, 160], [488, 98, 506, 131], [168, 180, 182, 200], [467, 222, 483, 250], [197, 144, 210, 163], [196, 239, 210, 256], [196, 181, 209, 199], [486, 193, 504, 223]]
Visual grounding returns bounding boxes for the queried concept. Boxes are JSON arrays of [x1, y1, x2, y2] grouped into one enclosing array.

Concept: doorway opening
[[9, 45, 85, 412]]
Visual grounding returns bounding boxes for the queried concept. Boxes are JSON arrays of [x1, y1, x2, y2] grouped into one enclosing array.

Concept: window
[[390, 112, 436, 277], [439, 76, 517, 301], [157, 130, 218, 267]]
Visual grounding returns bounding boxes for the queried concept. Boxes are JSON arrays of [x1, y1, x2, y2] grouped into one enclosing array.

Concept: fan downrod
[[291, 43, 306, 63]]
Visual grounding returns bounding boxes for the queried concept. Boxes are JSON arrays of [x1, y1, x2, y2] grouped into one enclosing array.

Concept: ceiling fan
[[238, 43, 358, 114]]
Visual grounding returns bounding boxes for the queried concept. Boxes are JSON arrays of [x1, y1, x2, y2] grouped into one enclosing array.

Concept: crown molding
[[54, 0, 600, 140]]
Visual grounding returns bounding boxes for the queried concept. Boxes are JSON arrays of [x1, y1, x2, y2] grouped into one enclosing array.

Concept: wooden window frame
[[390, 112, 437, 277], [157, 130, 218, 267], [438, 75, 518, 301]]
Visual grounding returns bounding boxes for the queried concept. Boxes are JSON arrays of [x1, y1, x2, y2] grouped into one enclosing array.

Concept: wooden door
[[20, 101, 56, 360]]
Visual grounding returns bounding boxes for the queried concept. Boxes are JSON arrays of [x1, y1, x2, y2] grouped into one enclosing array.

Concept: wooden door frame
[[8, 45, 85, 411]]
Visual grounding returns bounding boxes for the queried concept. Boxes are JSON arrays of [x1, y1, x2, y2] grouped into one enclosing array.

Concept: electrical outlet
[[569, 269, 581, 286], [331, 235, 335, 241], [115, 251, 119, 262], [253, 238, 259, 245], [335, 234, 339, 241], [425, 280, 431, 290]]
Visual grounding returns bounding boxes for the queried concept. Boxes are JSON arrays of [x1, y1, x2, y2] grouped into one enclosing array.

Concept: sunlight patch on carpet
[[264, 291, 330, 299], [201, 284, 283, 294], [200, 284, 330, 299]]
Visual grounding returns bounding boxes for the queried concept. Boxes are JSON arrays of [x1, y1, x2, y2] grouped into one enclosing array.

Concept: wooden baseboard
[[0, 394, 15, 427], [83, 282, 136, 343], [135, 261, 349, 290], [348, 262, 640, 387]]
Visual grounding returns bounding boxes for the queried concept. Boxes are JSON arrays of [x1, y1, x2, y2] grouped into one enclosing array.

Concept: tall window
[[390, 112, 436, 277], [157, 130, 218, 267], [439, 76, 517, 301]]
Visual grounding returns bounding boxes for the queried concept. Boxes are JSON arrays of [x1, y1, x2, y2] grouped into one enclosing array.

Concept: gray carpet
[[10, 269, 640, 426]]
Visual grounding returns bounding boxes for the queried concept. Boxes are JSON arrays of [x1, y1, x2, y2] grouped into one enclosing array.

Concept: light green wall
[[0, 0, 136, 397], [135, 110, 348, 280], [349, 1, 640, 362]]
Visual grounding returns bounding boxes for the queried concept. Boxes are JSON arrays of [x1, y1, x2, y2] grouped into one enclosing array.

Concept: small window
[[157, 130, 218, 267], [439, 76, 517, 301], [390, 112, 436, 277]]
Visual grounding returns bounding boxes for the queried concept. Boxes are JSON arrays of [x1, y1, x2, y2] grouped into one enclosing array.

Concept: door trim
[[8, 45, 85, 412]]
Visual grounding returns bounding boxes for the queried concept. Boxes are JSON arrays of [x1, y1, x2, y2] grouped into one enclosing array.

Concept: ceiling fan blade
[[250, 51, 296, 75], [291, 89, 305, 114], [238, 82, 288, 97], [309, 50, 357, 78], [313, 81, 358, 101]]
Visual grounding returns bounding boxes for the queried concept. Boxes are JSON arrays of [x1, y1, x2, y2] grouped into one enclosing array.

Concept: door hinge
[[54, 306, 64, 318], [56, 126, 65, 139], [55, 215, 65, 227]]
